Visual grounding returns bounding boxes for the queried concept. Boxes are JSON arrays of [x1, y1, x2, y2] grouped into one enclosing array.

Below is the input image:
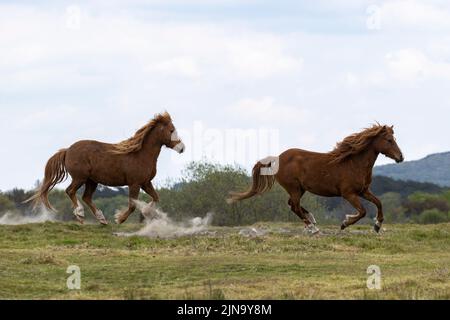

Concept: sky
[[1, 0, 450, 191]]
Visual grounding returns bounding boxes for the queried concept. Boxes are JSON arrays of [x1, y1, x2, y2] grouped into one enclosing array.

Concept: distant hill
[[370, 176, 442, 196], [374, 152, 450, 187]]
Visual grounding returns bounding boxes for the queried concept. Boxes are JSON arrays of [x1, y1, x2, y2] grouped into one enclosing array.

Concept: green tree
[[379, 192, 406, 223], [0, 193, 15, 212]]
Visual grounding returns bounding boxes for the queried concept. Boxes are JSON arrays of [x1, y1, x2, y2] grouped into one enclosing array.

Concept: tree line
[[1, 161, 449, 225]]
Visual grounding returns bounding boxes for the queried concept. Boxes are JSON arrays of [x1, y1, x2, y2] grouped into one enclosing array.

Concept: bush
[[404, 192, 450, 216], [416, 209, 449, 224]]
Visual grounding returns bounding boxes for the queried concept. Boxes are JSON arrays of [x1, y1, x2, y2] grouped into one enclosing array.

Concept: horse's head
[[156, 113, 185, 154], [373, 125, 404, 163]]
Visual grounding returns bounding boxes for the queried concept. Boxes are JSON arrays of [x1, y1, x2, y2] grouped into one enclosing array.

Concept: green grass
[[0, 222, 449, 300]]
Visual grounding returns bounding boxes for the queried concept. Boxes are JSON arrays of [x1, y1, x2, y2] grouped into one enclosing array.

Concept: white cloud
[[0, 4, 303, 93], [225, 37, 303, 78], [2, 2, 450, 189], [385, 48, 450, 82], [380, 0, 450, 31], [340, 47, 450, 89], [344, 72, 359, 87], [145, 57, 201, 78], [228, 97, 307, 123]]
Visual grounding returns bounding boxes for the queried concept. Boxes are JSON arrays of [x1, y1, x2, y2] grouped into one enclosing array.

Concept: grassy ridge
[[0, 222, 449, 300]]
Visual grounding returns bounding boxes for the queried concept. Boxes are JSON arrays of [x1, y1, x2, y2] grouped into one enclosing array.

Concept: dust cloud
[[116, 200, 214, 239], [0, 206, 55, 225]]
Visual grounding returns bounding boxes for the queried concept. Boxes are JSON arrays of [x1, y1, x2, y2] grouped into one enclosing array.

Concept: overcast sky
[[1, 0, 450, 191]]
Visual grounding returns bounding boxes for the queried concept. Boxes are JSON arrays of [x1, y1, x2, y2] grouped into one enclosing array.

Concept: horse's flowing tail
[[25, 149, 68, 211], [227, 161, 276, 204]]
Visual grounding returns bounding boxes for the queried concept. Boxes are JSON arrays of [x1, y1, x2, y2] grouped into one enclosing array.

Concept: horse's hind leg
[[66, 179, 85, 224], [82, 180, 108, 225], [301, 206, 317, 225], [114, 185, 140, 224], [341, 193, 366, 230], [288, 189, 319, 234]]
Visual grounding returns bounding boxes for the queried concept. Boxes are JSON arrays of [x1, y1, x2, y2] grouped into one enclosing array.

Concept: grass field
[[0, 221, 449, 300]]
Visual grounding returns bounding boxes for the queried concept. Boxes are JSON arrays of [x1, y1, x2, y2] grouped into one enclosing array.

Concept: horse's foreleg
[[361, 190, 384, 233], [66, 179, 85, 224], [114, 185, 140, 225], [142, 182, 159, 202], [288, 192, 306, 221], [139, 182, 160, 223], [341, 194, 366, 230], [82, 180, 108, 225], [301, 206, 317, 225]]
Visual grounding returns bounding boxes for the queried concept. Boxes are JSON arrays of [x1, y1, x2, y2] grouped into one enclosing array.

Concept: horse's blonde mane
[[329, 124, 390, 163], [110, 112, 172, 155]]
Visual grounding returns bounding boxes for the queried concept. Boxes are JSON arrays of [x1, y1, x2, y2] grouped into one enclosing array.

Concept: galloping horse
[[228, 124, 404, 234], [27, 112, 185, 225]]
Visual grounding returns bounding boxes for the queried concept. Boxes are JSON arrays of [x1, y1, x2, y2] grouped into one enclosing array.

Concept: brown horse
[[27, 112, 185, 225], [228, 124, 404, 234]]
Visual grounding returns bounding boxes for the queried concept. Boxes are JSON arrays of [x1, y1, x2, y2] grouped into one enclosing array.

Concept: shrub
[[416, 209, 449, 224]]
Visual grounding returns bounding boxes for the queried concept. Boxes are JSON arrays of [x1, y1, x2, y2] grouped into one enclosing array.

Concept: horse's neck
[[138, 131, 163, 164], [352, 146, 379, 171]]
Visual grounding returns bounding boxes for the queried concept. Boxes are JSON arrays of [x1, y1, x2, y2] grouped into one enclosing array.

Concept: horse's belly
[[311, 189, 339, 197], [91, 175, 126, 187], [300, 171, 340, 197], [305, 185, 339, 197], [89, 168, 127, 187]]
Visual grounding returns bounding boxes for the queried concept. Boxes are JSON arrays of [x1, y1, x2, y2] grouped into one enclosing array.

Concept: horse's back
[[277, 148, 340, 196], [277, 148, 328, 179], [279, 148, 329, 163], [68, 140, 112, 153]]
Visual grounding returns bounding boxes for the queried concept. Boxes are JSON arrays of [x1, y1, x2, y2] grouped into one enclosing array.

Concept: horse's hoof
[[374, 224, 381, 233], [75, 216, 84, 225], [340, 223, 347, 231], [308, 224, 320, 235], [95, 210, 108, 225], [114, 212, 124, 225], [73, 205, 85, 224]]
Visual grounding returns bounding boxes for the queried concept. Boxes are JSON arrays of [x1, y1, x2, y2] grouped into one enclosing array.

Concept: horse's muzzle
[[396, 154, 404, 163], [173, 142, 185, 154]]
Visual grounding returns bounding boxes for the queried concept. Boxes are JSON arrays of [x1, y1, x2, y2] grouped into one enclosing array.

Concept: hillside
[[375, 152, 450, 187], [370, 176, 442, 197]]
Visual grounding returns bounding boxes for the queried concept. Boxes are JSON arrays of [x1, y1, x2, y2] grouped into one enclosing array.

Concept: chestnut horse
[[27, 112, 185, 225], [228, 125, 404, 234]]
